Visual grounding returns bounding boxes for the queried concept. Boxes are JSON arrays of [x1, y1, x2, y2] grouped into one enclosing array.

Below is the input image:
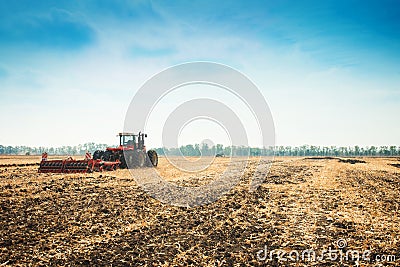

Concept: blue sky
[[0, 0, 399, 147]]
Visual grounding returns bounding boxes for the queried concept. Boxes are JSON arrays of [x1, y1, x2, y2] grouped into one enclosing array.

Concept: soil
[[0, 156, 399, 266]]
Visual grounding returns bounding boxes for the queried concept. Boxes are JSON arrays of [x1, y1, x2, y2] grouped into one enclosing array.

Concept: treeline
[[1, 143, 400, 157], [0, 143, 110, 156], [155, 144, 400, 157]]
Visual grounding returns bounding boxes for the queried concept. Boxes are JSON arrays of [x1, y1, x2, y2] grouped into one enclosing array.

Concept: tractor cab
[[118, 132, 147, 150], [119, 133, 135, 147]]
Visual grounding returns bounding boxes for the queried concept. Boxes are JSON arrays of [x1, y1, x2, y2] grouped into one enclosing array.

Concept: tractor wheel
[[102, 150, 113, 161], [93, 150, 104, 160], [123, 151, 135, 169], [115, 151, 126, 168], [119, 158, 127, 169], [147, 150, 158, 167], [135, 151, 146, 168]]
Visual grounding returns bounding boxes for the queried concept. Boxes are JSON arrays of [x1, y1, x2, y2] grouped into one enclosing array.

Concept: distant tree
[[223, 146, 231, 156], [369, 146, 377, 156], [179, 144, 196, 156], [194, 144, 201, 156], [250, 147, 261, 156], [389, 146, 396, 156], [201, 143, 210, 156], [354, 146, 360, 156], [216, 144, 224, 155]]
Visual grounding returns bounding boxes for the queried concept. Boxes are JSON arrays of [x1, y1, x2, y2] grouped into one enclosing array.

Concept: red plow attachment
[[38, 153, 120, 173]]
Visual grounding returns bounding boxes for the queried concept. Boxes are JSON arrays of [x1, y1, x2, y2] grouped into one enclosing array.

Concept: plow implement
[[38, 152, 120, 173]]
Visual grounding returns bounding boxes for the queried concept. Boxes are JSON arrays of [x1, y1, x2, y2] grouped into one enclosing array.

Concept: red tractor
[[93, 132, 158, 168]]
